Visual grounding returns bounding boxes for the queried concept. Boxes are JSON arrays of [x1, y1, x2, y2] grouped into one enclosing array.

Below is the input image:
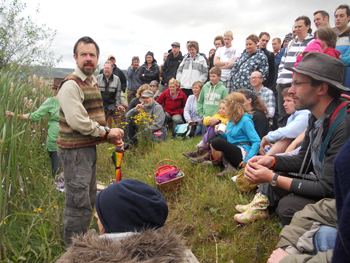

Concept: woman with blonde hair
[[207, 92, 261, 177]]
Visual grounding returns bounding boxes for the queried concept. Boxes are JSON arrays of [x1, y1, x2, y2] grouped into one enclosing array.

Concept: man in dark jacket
[[234, 52, 350, 225], [99, 55, 127, 92], [259, 32, 275, 89], [161, 42, 183, 91]]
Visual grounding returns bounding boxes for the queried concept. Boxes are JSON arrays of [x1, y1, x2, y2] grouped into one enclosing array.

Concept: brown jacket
[[57, 228, 199, 263]]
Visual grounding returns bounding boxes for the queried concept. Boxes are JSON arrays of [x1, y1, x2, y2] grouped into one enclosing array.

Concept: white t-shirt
[[215, 46, 240, 80]]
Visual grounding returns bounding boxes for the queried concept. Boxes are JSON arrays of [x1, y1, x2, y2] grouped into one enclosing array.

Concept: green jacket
[[196, 81, 228, 118], [278, 198, 337, 263], [29, 97, 59, 152]]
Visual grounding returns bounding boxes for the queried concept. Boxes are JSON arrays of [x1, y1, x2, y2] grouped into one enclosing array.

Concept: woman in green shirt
[[7, 78, 62, 178]]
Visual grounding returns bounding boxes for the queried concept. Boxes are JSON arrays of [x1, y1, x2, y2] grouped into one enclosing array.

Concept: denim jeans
[[314, 225, 337, 253]]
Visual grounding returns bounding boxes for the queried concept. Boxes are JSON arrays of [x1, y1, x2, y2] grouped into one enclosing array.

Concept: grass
[[1, 70, 281, 262]]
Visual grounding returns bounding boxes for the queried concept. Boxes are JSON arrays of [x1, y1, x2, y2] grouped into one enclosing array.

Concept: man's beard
[[104, 72, 112, 78], [79, 63, 96, 76]]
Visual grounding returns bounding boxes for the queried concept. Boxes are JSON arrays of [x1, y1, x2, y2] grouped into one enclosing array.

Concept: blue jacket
[[218, 113, 261, 162], [126, 66, 143, 91]]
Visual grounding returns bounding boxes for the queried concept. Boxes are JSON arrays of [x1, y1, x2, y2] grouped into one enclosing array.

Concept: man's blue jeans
[[314, 225, 337, 253]]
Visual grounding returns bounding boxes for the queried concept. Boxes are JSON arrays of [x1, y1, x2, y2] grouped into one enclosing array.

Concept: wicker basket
[[154, 159, 185, 193]]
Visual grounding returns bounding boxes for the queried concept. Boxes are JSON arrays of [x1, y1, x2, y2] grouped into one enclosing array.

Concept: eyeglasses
[[250, 77, 262, 80], [150, 85, 157, 87], [291, 81, 312, 88]]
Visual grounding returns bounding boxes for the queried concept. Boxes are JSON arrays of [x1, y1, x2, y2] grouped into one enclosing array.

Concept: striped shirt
[[277, 34, 315, 85]]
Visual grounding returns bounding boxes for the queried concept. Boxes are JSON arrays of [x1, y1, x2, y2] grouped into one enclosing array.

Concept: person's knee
[[277, 197, 297, 225]]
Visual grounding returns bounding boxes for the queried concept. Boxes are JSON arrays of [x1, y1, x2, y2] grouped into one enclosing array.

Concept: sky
[[20, 0, 347, 70]]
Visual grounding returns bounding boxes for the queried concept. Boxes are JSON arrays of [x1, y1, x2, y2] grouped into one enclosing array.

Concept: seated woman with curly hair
[[207, 92, 261, 177]]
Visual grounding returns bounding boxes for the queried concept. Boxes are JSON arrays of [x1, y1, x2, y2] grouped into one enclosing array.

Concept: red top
[[324, 47, 341, 59], [157, 88, 187, 116]]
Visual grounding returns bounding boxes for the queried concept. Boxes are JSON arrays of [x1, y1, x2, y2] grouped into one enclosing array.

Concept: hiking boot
[[201, 160, 213, 166], [189, 152, 210, 164], [182, 147, 207, 158], [216, 157, 236, 177]]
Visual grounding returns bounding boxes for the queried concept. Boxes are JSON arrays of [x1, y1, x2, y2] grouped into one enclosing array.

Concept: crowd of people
[[7, 3, 350, 262]]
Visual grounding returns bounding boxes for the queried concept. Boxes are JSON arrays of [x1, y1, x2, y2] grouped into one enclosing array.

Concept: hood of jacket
[[168, 50, 183, 61], [57, 228, 191, 263]]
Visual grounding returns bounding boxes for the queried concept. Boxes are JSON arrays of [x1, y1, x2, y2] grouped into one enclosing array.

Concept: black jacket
[[138, 61, 160, 84], [252, 109, 269, 139], [162, 51, 183, 84], [261, 48, 275, 89], [100, 64, 127, 92], [274, 98, 350, 200]]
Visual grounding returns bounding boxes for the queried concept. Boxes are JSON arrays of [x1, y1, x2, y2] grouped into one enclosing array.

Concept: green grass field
[[0, 71, 281, 262]]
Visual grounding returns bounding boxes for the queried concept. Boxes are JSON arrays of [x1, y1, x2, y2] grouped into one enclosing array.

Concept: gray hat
[[141, 90, 154, 98], [171, 41, 180, 47], [285, 51, 349, 91]]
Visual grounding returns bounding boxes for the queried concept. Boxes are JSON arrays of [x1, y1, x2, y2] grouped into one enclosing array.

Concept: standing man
[[96, 61, 125, 128], [259, 32, 275, 89], [214, 30, 240, 93], [235, 52, 350, 225], [161, 42, 183, 92], [250, 71, 276, 118], [313, 10, 331, 28], [271, 37, 281, 57], [209, 36, 224, 72], [276, 16, 314, 127], [100, 55, 127, 93], [334, 4, 350, 55], [126, 56, 143, 104], [57, 36, 124, 245]]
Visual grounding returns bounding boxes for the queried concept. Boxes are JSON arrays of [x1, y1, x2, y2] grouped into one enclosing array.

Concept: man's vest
[[57, 74, 107, 149]]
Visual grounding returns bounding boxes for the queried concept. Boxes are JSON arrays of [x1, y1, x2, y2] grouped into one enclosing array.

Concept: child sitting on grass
[[182, 99, 229, 164]]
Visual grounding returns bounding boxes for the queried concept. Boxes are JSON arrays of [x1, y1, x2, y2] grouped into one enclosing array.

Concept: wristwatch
[[270, 173, 279, 187], [104, 126, 111, 136]]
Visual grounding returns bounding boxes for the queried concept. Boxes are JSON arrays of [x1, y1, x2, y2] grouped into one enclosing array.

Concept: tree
[[0, 0, 61, 70]]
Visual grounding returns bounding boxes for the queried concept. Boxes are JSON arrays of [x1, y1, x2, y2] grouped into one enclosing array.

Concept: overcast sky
[[22, 0, 347, 70]]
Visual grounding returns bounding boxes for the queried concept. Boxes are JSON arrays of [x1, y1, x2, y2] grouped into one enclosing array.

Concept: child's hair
[[237, 89, 268, 116], [136, 84, 151, 98], [216, 99, 229, 116], [315, 27, 337, 48], [168, 78, 180, 87], [224, 30, 233, 38], [209, 66, 221, 76], [282, 88, 292, 97], [226, 92, 249, 125], [192, 81, 204, 89]]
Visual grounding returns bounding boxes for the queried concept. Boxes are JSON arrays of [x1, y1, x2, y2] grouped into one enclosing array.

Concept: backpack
[[319, 94, 350, 162], [173, 123, 196, 140]]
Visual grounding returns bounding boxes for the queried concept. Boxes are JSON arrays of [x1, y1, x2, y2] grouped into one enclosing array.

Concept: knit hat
[[146, 51, 154, 58], [95, 179, 168, 233]]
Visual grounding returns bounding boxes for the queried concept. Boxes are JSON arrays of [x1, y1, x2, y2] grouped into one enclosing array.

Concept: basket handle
[[153, 159, 180, 176]]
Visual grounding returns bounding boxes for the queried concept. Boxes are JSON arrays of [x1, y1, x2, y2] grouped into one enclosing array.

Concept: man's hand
[[135, 104, 144, 111], [188, 119, 193, 123], [108, 128, 124, 150], [209, 118, 219, 126], [267, 248, 290, 263], [117, 106, 125, 111], [245, 161, 274, 184], [248, 155, 275, 168]]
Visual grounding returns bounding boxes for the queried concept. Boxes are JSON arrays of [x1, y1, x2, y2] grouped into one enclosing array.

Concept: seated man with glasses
[[233, 52, 350, 225]]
